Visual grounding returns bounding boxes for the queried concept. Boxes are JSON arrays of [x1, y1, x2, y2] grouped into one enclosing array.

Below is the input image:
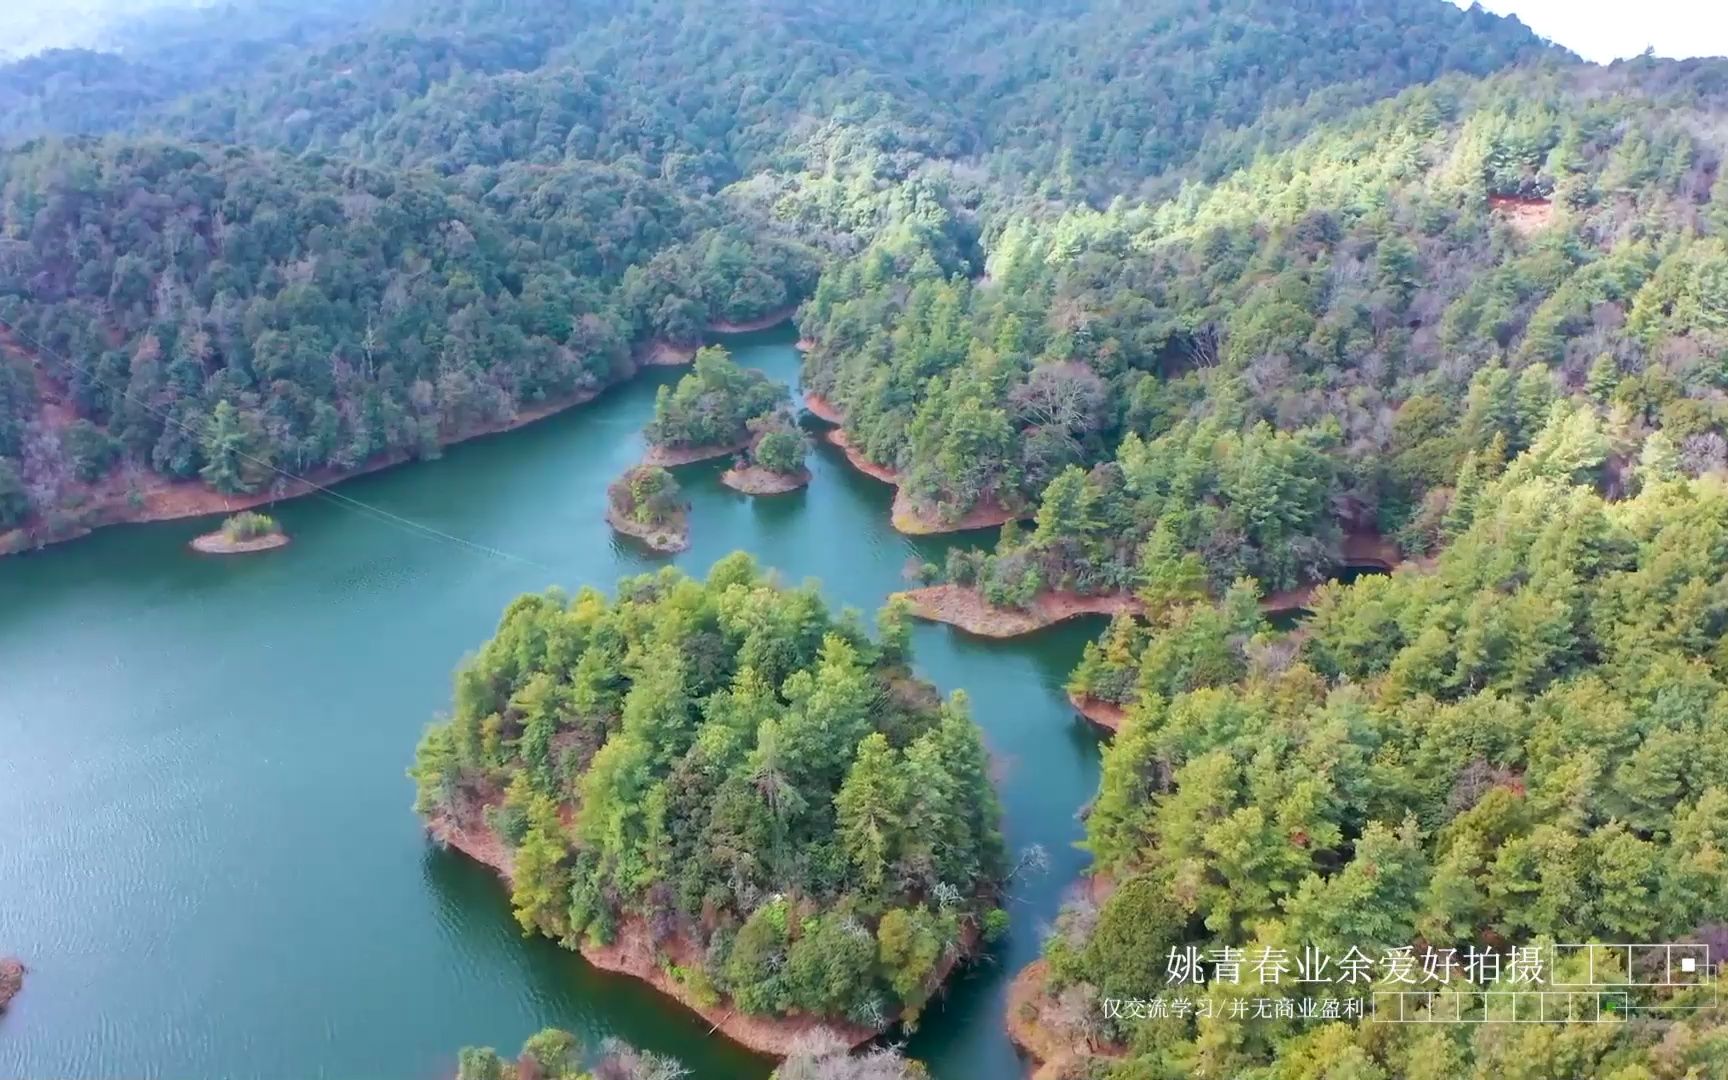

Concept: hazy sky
[[1457, 0, 1728, 63]]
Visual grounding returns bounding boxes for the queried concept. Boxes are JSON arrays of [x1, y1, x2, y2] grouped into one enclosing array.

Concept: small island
[[189, 511, 289, 555], [0, 956, 23, 1011], [604, 465, 689, 554], [642, 346, 788, 466], [411, 557, 1007, 1057], [721, 413, 811, 495]]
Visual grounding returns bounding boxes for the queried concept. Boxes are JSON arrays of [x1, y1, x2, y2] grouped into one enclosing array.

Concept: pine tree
[[1638, 430, 1681, 490], [837, 734, 909, 898], [199, 399, 260, 494], [1136, 522, 1207, 615], [518, 1028, 580, 1080], [1443, 451, 1482, 541], [509, 795, 571, 938], [1586, 353, 1619, 402], [1032, 466, 1098, 546]]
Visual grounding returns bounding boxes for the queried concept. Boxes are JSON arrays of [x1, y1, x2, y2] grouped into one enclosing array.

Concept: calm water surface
[[0, 327, 1103, 1080]]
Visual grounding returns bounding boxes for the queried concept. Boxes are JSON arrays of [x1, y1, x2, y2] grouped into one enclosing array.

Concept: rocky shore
[[189, 530, 290, 555], [426, 806, 879, 1058], [721, 464, 810, 495], [1067, 691, 1128, 734], [0, 957, 23, 1012], [604, 505, 689, 554], [896, 585, 1143, 638]]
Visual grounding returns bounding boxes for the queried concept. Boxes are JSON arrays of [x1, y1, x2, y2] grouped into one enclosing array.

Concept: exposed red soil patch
[[892, 489, 1024, 535], [897, 585, 1144, 638], [1260, 583, 1319, 615], [1007, 960, 1127, 1080], [424, 804, 890, 1058], [821, 429, 1027, 535], [1068, 691, 1128, 735], [642, 436, 753, 468], [1341, 530, 1401, 570], [822, 428, 896, 483], [0, 957, 23, 1011], [637, 310, 795, 367], [721, 465, 810, 495], [426, 791, 515, 880], [802, 392, 845, 425], [583, 920, 877, 1059], [1488, 194, 1555, 236], [1263, 532, 1408, 613], [637, 340, 700, 367]]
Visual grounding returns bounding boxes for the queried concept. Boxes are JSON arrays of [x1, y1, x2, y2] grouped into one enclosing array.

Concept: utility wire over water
[[0, 328, 1105, 1080], [0, 313, 558, 574]]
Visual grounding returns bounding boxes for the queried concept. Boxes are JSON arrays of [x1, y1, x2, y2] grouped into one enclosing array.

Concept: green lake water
[[0, 326, 1104, 1080]]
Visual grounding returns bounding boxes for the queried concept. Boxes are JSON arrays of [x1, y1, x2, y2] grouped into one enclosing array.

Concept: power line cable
[[0, 311, 559, 574]]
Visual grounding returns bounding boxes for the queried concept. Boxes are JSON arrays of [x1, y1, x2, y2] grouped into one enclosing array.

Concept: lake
[[0, 325, 1105, 1080]]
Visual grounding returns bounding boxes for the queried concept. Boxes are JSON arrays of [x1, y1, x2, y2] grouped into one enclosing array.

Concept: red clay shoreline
[[0, 314, 796, 558], [802, 391, 846, 425], [900, 531, 1409, 639], [896, 585, 1144, 638], [1068, 691, 1128, 734], [425, 803, 894, 1058], [642, 435, 753, 468], [1007, 959, 1128, 1080], [721, 464, 811, 495], [813, 406, 1029, 535]]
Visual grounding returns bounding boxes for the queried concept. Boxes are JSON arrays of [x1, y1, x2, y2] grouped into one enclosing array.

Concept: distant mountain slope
[[802, 56, 1728, 589]]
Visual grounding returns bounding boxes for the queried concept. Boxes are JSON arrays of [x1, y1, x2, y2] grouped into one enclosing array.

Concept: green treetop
[[645, 347, 787, 451], [411, 554, 1005, 1031]]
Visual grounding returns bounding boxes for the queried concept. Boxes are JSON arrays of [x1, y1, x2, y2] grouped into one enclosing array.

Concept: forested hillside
[[6, 0, 1728, 1074], [0, 138, 811, 539], [1026, 415, 1728, 1078], [806, 61, 1728, 598], [0, 0, 1554, 548]]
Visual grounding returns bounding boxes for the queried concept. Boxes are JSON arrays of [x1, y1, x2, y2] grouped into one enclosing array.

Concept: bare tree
[[591, 1038, 689, 1080], [773, 1034, 926, 1080]]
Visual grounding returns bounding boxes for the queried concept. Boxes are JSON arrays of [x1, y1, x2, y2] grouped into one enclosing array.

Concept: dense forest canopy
[[645, 346, 787, 452], [804, 61, 1728, 602], [0, 0, 1564, 545], [410, 556, 1006, 1031], [6, 0, 1728, 1069], [1037, 416, 1728, 1077]]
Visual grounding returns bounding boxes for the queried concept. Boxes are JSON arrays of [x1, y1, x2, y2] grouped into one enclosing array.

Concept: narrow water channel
[[0, 325, 1104, 1080]]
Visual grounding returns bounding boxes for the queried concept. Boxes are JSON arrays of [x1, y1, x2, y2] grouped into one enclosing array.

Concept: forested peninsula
[[1019, 420, 1728, 1078], [410, 556, 1006, 1055]]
